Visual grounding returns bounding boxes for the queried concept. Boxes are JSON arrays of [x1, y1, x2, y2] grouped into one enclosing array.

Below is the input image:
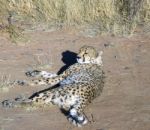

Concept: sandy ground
[[0, 30, 150, 130]]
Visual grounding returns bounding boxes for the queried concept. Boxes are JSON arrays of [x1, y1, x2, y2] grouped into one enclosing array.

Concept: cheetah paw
[[1, 95, 32, 108], [68, 109, 88, 127], [1, 99, 16, 108]]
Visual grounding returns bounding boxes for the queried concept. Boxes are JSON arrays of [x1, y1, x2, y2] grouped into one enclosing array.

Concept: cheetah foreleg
[[28, 74, 64, 86], [17, 70, 58, 86], [26, 70, 57, 78]]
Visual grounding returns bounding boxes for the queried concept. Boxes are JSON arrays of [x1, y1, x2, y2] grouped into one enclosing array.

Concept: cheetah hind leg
[[68, 108, 88, 127], [25, 70, 57, 78], [2, 96, 32, 108]]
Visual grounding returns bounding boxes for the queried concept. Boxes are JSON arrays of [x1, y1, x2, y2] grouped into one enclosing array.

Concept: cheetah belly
[[60, 72, 91, 86], [51, 93, 80, 109]]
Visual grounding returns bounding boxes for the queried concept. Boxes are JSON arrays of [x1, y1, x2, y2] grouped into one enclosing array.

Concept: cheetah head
[[77, 45, 103, 65]]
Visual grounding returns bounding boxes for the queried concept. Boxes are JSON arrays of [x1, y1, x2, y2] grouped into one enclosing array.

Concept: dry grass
[[0, 75, 12, 92], [0, 0, 150, 40], [139, 0, 150, 32]]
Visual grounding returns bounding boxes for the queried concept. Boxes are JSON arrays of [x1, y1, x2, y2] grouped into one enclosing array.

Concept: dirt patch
[[0, 30, 150, 130]]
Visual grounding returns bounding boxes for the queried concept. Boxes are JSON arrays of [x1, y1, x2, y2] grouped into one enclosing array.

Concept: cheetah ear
[[96, 51, 103, 65]]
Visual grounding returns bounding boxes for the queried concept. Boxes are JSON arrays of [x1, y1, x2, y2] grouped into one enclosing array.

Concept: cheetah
[[3, 45, 105, 127]]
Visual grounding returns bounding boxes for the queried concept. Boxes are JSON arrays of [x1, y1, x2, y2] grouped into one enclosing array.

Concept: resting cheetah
[[4, 45, 105, 127]]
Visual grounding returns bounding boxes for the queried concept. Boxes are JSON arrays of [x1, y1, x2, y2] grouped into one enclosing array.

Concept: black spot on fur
[[52, 95, 56, 100], [46, 79, 49, 82], [60, 98, 63, 102], [35, 98, 39, 102]]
